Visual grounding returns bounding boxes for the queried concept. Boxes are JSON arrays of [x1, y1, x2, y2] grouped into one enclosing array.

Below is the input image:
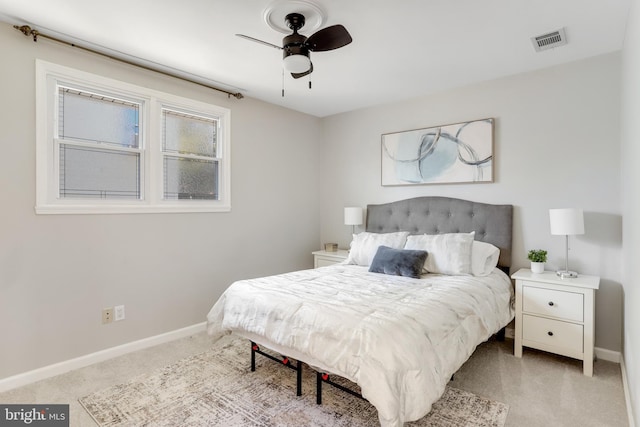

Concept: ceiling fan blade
[[306, 25, 352, 52], [235, 34, 282, 50], [291, 62, 313, 79]]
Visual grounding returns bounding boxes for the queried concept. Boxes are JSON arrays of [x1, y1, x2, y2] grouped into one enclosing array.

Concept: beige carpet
[[79, 335, 508, 426]]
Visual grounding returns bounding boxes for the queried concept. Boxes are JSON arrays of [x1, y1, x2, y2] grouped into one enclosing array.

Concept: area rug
[[79, 335, 508, 427]]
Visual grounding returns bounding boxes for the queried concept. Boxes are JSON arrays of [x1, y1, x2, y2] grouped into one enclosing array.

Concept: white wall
[[320, 53, 623, 352], [621, 0, 640, 422], [0, 22, 321, 379]]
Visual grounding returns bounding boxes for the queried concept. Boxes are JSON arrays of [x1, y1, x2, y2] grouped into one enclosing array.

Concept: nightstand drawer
[[312, 250, 349, 268], [316, 257, 340, 268], [523, 284, 584, 322], [523, 314, 583, 353]]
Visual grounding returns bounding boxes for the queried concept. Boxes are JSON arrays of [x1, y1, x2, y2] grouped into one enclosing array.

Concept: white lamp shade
[[283, 54, 311, 73], [549, 208, 585, 235], [344, 207, 363, 226]]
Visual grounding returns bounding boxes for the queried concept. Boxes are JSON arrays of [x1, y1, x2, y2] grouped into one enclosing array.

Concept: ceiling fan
[[236, 12, 352, 79]]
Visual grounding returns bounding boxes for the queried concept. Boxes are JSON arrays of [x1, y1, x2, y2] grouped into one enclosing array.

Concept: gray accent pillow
[[368, 246, 428, 279]]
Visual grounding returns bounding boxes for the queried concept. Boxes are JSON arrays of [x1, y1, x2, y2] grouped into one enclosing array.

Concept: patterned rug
[[79, 335, 508, 426]]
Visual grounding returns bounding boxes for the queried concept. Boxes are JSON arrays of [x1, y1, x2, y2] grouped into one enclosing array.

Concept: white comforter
[[206, 265, 514, 427]]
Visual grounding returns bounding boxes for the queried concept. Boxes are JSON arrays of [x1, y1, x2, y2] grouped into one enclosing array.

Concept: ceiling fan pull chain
[[282, 68, 285, 97], [309, 79, 312, 90]]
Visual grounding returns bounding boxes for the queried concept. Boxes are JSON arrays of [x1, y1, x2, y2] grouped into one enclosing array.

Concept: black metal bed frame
[[249, 339, 365, 404], [315, 371, 364, 404], [250, 341, 303, 396], [249, 326, 506, 404]]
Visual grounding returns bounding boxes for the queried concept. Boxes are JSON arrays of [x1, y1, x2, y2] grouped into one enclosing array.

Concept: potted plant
[[527, 249, 547, 274]]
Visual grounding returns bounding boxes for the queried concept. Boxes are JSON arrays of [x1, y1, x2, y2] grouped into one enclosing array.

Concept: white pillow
[[346, 231, 410, 266], [471, 241, 500, 276], [405, 232, 474, 275]]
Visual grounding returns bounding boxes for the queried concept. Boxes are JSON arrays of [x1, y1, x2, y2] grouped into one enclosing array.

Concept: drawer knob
[[548, 301, 554, 306], [548, 331, 554, 336]]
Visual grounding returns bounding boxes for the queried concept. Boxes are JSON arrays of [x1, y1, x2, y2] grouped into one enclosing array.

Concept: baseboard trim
[[595, 347, 621, 363], [621, 356, 637, 427], [0, 322, 207, 393]]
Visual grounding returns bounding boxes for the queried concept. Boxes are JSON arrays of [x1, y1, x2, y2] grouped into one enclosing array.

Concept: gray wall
[[320, 53, 623, 353], [621, 0, 639, 422], [0, 22, 322, 378]]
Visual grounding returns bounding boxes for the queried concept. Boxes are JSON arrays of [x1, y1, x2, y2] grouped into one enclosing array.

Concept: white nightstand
[[512, 268, 600, 376], [312, 250, 349, 268]]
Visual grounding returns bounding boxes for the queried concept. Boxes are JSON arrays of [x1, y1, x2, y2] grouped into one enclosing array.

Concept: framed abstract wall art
[[381, 118, 494, 186]]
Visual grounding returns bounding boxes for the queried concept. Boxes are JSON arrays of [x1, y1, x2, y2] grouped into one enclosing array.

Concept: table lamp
[[549, 208, 584, 278], [344, 207, 363, 235]]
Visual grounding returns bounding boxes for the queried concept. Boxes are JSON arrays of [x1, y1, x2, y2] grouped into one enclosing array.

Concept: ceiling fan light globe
[[283, 54, 311, 73]]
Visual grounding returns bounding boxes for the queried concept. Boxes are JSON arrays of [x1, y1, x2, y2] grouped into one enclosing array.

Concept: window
[[161, 108, 219, 200], [36, 60, 231, 214], [58, 87, 143, 200]]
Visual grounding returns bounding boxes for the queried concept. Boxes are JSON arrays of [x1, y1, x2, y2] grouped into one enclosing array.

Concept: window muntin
[[36, 60, 231, 214]]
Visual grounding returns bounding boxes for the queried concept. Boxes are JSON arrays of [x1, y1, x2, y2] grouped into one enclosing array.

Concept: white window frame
[[35, 60, 231, 214]]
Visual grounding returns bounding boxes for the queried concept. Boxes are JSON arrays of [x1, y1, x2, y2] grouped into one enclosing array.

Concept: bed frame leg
[[316, 372, 323, 405], [296, 360, 302, 396], [250, 341, 257, 372], [497, 327, 506, 342]]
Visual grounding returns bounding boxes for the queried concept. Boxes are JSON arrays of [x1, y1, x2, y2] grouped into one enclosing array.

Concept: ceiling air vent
[[531, 28, 567, 52]]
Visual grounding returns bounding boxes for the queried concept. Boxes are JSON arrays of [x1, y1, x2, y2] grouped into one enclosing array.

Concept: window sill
[[35, 203, 231, 215]]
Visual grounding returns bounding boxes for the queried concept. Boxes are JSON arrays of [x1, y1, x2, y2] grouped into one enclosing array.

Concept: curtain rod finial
[[13, 25, 31, 35], [14, 24, 39, 41]]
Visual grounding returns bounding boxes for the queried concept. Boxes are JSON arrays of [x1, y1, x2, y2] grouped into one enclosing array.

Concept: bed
[[207, 196, 514, 427]]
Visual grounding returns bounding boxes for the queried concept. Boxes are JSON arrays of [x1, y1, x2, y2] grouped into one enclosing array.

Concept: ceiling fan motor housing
[[282, 32, 309, 60], [283, 13, 309, 60]]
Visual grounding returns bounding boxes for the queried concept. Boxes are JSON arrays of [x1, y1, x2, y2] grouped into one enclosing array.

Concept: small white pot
[[530, 262, 545, 274]]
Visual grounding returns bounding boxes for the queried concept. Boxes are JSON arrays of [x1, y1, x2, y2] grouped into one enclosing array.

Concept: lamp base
[[557, 270, 579, 279]]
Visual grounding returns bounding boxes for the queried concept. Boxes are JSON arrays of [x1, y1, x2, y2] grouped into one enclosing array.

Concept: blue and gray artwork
[[382, 118, 493, 185]]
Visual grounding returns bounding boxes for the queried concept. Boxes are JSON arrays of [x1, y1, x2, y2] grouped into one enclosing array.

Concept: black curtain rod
[[13, 24, 244, 100]]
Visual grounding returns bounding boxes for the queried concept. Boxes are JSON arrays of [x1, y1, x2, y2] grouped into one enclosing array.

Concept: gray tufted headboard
[[366, 197, 513, 272]]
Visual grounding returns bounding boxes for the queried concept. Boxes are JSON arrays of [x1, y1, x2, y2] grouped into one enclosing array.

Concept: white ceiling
[[0, 0, 632, 117]]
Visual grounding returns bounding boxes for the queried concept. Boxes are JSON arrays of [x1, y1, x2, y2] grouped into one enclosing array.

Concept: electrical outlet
[[102, 308, 113, 324], [114, 305, 125, 321]]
